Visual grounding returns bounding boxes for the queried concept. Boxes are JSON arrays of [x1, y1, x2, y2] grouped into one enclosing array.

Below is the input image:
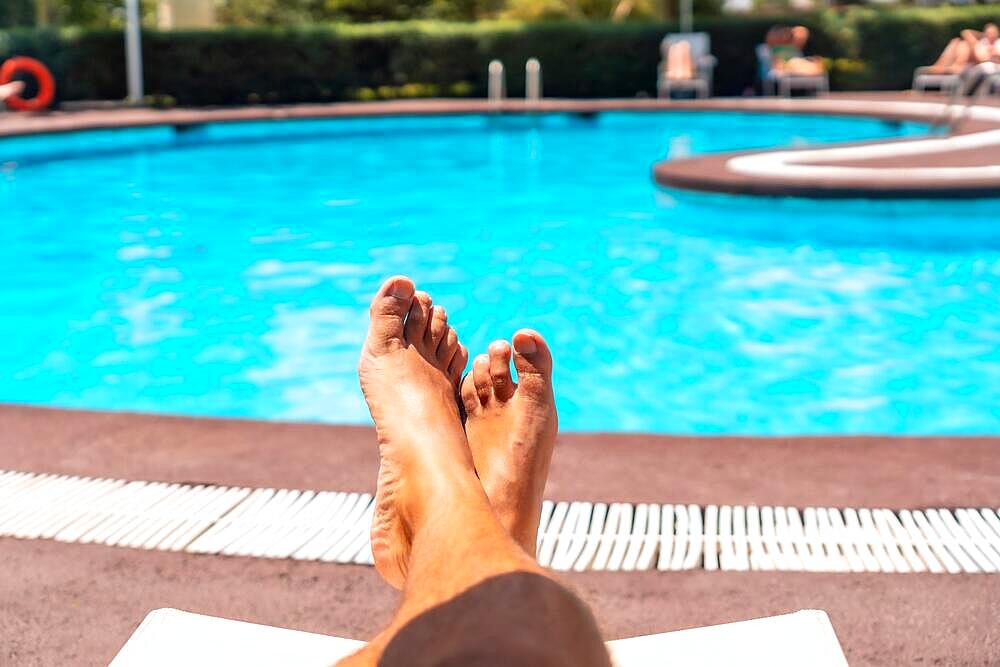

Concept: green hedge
[[0, 8, 996, 106]]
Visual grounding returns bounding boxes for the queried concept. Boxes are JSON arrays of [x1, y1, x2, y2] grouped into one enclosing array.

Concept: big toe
[[512, 329, 553, 397], [365, 276, 416, 355], [403, 290, 433, 345]]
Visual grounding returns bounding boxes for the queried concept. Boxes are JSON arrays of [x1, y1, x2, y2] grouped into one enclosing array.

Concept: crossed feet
[[358, 276, 558, 588]]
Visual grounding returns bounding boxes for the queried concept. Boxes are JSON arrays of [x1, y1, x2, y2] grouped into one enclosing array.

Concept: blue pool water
[[2, 111, 999, 434]]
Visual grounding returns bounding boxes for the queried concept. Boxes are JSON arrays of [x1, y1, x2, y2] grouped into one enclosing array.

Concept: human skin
[[338, 276, 610, 667]]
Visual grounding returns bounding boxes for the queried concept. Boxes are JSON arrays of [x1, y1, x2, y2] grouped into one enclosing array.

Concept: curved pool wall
[[0, 111, 930, 165], [2, 111, 998, 435]]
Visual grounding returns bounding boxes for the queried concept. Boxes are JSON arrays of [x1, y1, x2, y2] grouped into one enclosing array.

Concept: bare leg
[[931, 39, 971, 73], [932, 38, 961, 70], [951, 41, 973, 71], [341, 276, 610, 667], [784, 57, 825, 77], [667, 41, 694, 80]]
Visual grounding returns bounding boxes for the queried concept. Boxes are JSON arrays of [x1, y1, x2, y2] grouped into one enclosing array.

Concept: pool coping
[[654, 95, 1000, 199], [3, 92, 1000, 198], [2, 404, 997, 509], [0, 94, 981, 138]]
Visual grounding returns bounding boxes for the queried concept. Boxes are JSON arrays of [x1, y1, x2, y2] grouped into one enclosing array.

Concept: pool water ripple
[[1, 111, 998, 434]]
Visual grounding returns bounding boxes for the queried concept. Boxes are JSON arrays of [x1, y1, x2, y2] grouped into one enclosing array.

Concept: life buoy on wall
[[0, 57, 56, 112]]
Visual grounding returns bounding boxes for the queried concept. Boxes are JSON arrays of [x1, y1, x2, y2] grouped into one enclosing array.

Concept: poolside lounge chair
[[110, 607, 849, 666], [658, 32, 717, 99], [962, 61, 1000, 97], [985, 70, 1000, 96], [756, 43, 829, 97], [912, 66, 963, 94]]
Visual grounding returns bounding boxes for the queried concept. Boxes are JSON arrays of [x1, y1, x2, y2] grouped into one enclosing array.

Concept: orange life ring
[[1, 57, 56, 112]]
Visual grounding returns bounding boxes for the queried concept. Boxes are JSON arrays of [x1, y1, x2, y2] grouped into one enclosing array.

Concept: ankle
[[400, 459, 485, 535]]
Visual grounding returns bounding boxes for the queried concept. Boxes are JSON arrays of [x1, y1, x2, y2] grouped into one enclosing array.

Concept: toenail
[[389, 281, 413, 299], [514, 336, 537, 354]]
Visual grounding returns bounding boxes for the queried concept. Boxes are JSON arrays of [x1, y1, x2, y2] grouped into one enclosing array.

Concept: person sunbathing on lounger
[[336, 275, 611, 666], [963, 23, 1000, 65], [766, 25, 825, 77], [927, 23, 999, 75], [926, 37, 973, 74]]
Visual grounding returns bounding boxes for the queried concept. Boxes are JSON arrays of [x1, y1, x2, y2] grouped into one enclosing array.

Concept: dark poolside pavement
[[1, 405, 998, 665]]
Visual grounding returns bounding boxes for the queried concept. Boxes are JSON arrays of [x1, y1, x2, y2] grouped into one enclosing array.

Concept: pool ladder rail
[[487, 58, 543, 105], [938, 62, 1000, 132]]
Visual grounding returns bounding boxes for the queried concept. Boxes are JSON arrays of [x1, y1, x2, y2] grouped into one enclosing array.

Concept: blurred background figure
[[964, 23, 1000, 65], [766, 25, 826, 77], [0, 79, 25, 103]]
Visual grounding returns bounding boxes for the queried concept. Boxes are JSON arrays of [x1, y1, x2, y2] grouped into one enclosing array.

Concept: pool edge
[[4, 92, 1000, 198]]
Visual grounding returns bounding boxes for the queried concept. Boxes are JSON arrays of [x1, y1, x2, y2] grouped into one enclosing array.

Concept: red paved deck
[[1, 405, 998, 665], [2, 405, 999, 508]]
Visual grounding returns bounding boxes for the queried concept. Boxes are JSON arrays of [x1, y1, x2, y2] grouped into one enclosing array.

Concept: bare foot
[[461, 330, 558, 555], [358, 276, 471, 588]]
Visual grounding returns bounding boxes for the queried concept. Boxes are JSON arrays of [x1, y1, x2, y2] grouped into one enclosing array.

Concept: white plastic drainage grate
[[2, 469, 999, 574]]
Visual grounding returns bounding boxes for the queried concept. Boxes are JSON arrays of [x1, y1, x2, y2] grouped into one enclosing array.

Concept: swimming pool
[[2, 111, 999, 434]]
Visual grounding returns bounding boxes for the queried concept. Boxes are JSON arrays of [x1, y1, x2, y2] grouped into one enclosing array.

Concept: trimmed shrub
[[0, 1, 35, 29], [0, 8, 996, 106]]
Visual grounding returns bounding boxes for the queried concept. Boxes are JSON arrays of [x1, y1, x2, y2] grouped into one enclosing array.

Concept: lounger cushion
[[109, 607, 848, 666]]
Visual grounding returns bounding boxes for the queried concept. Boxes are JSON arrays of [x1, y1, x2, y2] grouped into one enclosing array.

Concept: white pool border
[[727, 101, 1000, 182]]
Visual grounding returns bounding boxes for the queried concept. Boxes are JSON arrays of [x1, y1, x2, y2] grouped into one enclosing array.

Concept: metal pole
[[680, 0, 693, 34], [125, 0, 144, 104], [488, 60, 506, 104], [525, 58, 542, 102]]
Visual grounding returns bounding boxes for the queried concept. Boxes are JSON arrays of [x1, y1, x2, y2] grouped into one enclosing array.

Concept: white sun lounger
[[986, 71, 1000, 97], [912, 66, 963, 94], [109, 607, 848, 666]]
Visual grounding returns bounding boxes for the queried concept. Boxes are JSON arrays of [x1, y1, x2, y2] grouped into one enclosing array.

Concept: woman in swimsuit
[[964, 23, 1000, 64]]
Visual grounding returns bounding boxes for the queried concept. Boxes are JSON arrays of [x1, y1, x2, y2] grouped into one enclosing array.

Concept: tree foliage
[[215, 0, 326, 25], [0, 0, 37, 28], [2, 0, 709, 28], [1, 0, 158, 29], [44, 0, 125, 26]]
